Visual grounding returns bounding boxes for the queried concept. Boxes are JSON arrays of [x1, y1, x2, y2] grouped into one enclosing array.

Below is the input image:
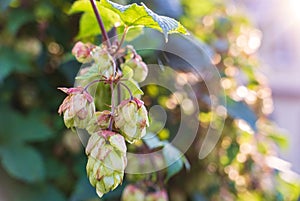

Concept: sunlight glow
[[289, 0, 300, 20]]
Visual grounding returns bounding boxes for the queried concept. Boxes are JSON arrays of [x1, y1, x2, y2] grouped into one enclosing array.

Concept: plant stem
[[119, 82, 134, 100], [113, 26, 129, 55], [84, 79, 106, 91], [117, 84, 122, 104], [89, 0, 111, 48], [108, 81, 115, 131]]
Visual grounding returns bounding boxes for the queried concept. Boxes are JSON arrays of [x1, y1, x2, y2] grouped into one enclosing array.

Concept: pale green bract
[[69, 0, 188, 41]]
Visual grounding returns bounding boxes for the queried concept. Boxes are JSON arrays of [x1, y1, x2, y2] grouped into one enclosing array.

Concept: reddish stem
[[89, 0, 111, 47]]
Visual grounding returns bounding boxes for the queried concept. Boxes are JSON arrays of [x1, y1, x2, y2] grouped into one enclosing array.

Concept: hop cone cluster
[[86, 131, 127, 197], [115, 98, 149, 143]]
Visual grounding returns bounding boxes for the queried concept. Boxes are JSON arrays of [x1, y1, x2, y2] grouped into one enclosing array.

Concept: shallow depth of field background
[[0, 0, 300, 201]]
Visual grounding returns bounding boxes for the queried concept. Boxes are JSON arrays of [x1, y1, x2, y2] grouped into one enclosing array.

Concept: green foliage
[[0, 144, 45, 182], [163, 143, 190, 181], [69, 1, 120, 39], [225, 97, 257, 131], [69, 0, 187, 40], [143, 133, 190, 181], [0, 107, 53, 182], [0, 0, 299, 200], [0, 47, 31, 82]]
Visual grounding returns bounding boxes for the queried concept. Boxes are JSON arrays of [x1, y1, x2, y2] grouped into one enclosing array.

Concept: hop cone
[[91, 46, 114, 78], [87, 110, 111, 134], [58, 87, 95, 129], [72, 41, 94, 63], [121, 185, 145, 201], [121, 185, 169, 201], [86, 131, 127, 198], [115, 98, 149, 143], [122, 54, 148, 82], [145, 190, 169, 201]]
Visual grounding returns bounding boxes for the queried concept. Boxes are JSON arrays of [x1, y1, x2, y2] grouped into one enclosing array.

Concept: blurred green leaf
[[225, 97, 257, 131], [77, 12, 117, 39], [0, 47, 31, 82], [143, 133, 165, 149], [7, 9, 34, 35], [14, 184, 66, 201], [100, 0, 188, 41], [45, 158, 67, 180], [162, 143, 190, 181], [0, 144, 45, 182], [69, 0, 120, 39], [75, 64, 99, 80], [268, 133, 289, 149], [70, 176, 99, 201], [0, 0, 12, 11], [122, 79, 144, 96], [118, 26, 144, 42], [0, 107, 53, 143]]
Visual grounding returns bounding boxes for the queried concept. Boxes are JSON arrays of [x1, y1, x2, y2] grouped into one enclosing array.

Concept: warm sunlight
[[289, 0, 300, 20]]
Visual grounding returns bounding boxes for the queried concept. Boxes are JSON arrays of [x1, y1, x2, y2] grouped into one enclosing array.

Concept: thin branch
[[117, 84, 122, 105], [108, 82, 115, 131], [84, 79, 106, 91], [90, 0, 111, 47], [113, 26, 129, 55], [119, 82, 134, 100]]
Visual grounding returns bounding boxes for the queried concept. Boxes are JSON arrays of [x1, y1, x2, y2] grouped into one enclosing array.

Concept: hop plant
[[72, 41, 95, 63], [121, 185, 145, 201], [145, 190, 169, 201], [91, 46, 114, 78], [58, 87, 95, 129], [86, 131, 127, 197], [121, 185, 169, 201], [87, 110, 111, 134], [115, 98, 149, 143], [122, 49, 148, 82]]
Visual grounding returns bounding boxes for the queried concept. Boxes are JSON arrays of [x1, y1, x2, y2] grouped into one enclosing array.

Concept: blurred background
[[238, 0, 300, 174], [0, 0, 300, 201]]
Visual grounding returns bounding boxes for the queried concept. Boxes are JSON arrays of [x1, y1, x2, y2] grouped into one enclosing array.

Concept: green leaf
[[225, 97, 257, 131], [100, 0, 188, 41], [143, 133, 165, 150], [0, 47, 31, 82], [122, 79, 144, 96], [75, 64, 99, 80], [0, 107, 53, 143], [0, 144, 45, 182], [7, 9, 34, 36], [162, 143, 190, 181], [118, 26, 144, 42], [76, 11, 119, 39], [143, 134, 190, 180], [14, 184, 66, 201], [69, 0, 96, 14], [70, 176, 98, 201], [0, 0, 12, 11], [122, 65, 134, 79], [69, 0, 120, 39]]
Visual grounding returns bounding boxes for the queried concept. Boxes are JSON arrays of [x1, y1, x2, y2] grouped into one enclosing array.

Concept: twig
[[113, 26, 129, 55], [89, 0, 111, 47], [119, 82, 134, 100]]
